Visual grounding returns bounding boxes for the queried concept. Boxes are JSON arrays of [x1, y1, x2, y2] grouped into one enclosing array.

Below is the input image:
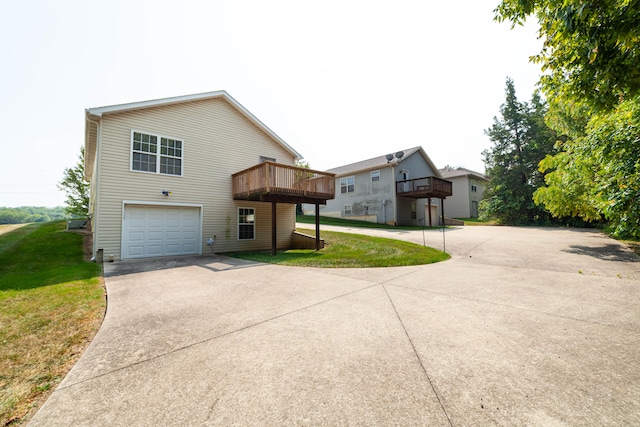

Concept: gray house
[[438, 167, 488, 218], [305, 147, 452, 226]]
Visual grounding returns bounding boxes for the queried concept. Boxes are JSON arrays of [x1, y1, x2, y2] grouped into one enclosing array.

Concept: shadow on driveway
[[563, 243, 640, 263]]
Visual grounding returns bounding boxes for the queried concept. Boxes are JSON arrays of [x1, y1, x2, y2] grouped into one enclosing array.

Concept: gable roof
[[84, 91, 302, 177], [327, 146, 442, 178], [438, 167, 488, 181]]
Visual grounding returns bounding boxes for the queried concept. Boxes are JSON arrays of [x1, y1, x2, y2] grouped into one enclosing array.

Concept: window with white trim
[[238, 207, 255, 240], [344, 205, 352, 215], [371, 170, 380, 182], [471, 185, 477, 192], [340, 176, 355, 193], [411, 201, 417, 219], [131, 131, 183, 176]]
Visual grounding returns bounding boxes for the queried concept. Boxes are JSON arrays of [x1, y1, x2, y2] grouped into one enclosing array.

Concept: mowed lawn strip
[[229, 228, 450, 267], [0, 222, 105, 426], [296, 214, 445, 230]]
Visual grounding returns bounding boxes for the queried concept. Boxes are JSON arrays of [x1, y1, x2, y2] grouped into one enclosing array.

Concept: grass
[[296, 215, 445, 230], [620, 240, 640, 256], [0, 222, 105, 426], [229, 228, 450, 267], [455, 217, 498, 226]]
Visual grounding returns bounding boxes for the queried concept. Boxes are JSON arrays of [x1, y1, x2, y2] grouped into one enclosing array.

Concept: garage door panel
[[148, 231, 164, 241], [148, 245, 164, 256], [148, 219, 164, 228], [166, 231, 181, 240], [128, 246, 144, 257], [122, 206, 201, 259], [129, 231, 145, 242]]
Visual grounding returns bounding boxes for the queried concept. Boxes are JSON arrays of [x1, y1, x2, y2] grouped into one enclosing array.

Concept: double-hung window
[[340, 176, 355, 194], [131, 131, 183, 176], [238, 208, 255, 240], [344, 205, 352, 215], [371, 170, 380, 182]]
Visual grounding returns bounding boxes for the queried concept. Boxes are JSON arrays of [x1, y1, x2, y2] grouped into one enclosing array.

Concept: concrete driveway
[[30, 226, 640, 426]]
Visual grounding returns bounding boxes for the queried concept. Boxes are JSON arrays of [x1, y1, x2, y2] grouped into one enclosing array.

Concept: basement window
[[238, 207, 255, 240]]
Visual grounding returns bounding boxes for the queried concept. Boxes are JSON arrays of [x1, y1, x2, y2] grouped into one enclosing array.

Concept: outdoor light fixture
[[162, 190, 172, 196]]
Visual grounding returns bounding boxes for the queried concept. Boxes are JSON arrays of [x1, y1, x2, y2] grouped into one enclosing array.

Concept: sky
[[0, 0, 543, 208]]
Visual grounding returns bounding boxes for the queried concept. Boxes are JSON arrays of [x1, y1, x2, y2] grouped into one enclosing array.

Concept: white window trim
[[130, 129, 185, 177], [371, 170, 380, 182], [344, 205, 352, 215], [340, 176, 355, 194], [237, 207, 256, 241]]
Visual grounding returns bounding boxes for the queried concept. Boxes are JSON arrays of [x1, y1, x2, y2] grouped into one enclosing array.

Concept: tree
[[481, 78, 558, 224], [294, 160, 311, 215], [58, 147, 90, 218], [495, 0, 640, 111], [496, 0, 640, 237], [535, 96, 640, 237]]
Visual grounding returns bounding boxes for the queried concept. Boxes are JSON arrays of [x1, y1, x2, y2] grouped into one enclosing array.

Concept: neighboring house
[[438, 167, 489, 218], [85, 91, 333, 260], [305, 147, 452, 226]]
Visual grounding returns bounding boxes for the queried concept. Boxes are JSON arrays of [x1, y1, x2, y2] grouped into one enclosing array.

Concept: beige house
[[438, 167, 488, 218], [85, 91, 333, 260]]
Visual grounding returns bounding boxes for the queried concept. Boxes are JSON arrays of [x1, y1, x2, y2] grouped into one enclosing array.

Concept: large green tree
[[535, 97, 640, 237], [495, 0, 640, 110], [58, 147, 90, 218], [481, 78, 558, 224], [496, 0, 640, 237]]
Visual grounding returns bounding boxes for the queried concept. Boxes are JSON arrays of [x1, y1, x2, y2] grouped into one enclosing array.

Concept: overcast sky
[[0, 0, 543, 208]]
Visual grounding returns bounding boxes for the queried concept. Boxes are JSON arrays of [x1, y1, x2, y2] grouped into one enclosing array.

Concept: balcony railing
[[232, 162, 335, 204], [396, 176, 453, 199]]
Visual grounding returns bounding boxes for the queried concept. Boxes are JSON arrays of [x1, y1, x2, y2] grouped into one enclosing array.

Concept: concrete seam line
[[386, 282, 621, 330], [54, 282, 381, 391], [382, 284, 454, 427]]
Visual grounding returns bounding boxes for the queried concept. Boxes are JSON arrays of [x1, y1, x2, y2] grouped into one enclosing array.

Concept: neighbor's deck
[[396, 176, 453, 199]]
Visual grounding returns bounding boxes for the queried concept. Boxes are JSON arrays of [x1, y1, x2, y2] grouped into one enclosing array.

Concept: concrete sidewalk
[[29, 226, 640, 426]]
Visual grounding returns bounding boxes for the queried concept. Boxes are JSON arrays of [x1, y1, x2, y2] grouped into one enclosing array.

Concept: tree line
[[0, 206, 68, 224], [481, 1, 640, 238]]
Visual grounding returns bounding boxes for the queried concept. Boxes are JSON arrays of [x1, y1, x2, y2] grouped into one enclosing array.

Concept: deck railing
[[232, 162, 335, 202], [396, 176, 453, 198]]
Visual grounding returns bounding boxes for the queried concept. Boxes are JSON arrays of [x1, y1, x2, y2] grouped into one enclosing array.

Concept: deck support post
[[315, 204, 321, 250], [271, 201, 277, 256]]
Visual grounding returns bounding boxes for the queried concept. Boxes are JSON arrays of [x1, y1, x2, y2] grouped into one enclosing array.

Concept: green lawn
[[296, 215, 445, 230], [0, 222, 105, 426], [455, 217, 498, 226], [229, 228, 450, 267]]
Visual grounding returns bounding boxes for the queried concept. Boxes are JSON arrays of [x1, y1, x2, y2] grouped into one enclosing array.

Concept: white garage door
[[122, 205, 201, 259]]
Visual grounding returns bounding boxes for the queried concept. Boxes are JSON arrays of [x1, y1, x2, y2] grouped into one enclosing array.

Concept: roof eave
[[85, 91, 303, 161]]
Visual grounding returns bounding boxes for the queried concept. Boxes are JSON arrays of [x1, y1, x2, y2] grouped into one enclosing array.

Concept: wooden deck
[[396, 176, 453, 199], [232, 162, 335, 204]]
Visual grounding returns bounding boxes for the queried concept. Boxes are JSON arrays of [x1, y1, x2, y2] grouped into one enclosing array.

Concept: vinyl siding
[[93, 97, 296, 259], [318, 150, 440, 225], [320, 166, 395, 223]]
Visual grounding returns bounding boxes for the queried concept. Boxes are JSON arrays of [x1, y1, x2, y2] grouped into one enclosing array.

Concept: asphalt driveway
[[30, 226, 640, 426]]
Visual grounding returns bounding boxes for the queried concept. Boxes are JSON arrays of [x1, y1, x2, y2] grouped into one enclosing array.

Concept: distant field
[[0, 224, 28, 235]]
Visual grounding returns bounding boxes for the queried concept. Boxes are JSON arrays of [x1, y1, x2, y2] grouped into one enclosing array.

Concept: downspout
[[391, 163, 397, 226], [87, 116, 101, 261]]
